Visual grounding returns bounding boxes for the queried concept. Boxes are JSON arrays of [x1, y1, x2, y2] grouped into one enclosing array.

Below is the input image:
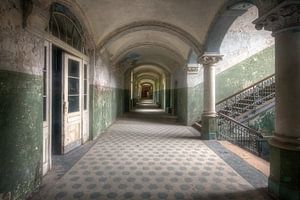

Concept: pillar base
[[268, 136, 300, 200], [201, 115, 217, 140]]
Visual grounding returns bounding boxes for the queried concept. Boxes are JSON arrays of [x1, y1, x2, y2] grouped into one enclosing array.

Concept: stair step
[[216, 75, 275, 120]]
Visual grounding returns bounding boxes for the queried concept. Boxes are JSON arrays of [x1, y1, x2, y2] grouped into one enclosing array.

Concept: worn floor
[[30, 101, 272, 200]]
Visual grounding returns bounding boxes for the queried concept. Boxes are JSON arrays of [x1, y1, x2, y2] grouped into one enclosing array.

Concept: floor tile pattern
[[40, 119, 271, 200]]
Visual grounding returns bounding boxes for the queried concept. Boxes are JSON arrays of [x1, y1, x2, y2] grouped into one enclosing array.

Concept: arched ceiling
[[134, 65, 166, 76], [110, 30, 189, 63], [76, 0, 225, 46], [74, 0, 228, 70], [119, 46, 183, 71]]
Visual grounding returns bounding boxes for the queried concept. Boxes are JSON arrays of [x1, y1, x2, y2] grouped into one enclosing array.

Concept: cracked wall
[[0, 1, 44, 199]]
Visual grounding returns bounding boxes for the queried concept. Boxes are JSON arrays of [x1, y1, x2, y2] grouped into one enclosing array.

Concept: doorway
[[51, 45, 89, 155], [141, 84, 153, 99]]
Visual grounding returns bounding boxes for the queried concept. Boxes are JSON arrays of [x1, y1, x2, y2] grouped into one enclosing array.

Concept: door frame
[[42, 41, 52, 175], [43, 37, 90, 174], [81, 60, 89, 144]]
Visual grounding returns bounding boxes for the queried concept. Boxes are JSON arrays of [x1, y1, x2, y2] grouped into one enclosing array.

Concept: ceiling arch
[[134, 64, 167, 76], [203, 1, 254, 53], [135, 71, 161, 80], [113, 42, 186, 65], [97, 21, 203, 55], [136, 75, 158, 83]]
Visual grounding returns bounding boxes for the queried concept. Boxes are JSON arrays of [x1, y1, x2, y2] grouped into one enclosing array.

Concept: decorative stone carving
[[184, 64, 199, 74], [253, 1, 300, 32], [198, 54, 223, 66]]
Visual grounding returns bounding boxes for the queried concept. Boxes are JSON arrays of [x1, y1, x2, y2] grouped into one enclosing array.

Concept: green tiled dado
[[0, 70, 43, 200]]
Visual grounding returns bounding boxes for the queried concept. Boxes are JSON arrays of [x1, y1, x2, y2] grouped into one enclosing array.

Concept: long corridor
[[32, 105, 272, 200]]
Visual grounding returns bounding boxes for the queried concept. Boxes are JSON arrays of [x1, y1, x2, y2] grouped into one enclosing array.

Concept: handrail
[[218, 112, 263, 138], [217, 112, 264, 155], [216, 74, 275, 105]]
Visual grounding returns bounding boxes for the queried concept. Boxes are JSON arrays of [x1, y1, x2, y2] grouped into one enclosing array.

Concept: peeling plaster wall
[[0, 1, 44, 199], [173, 67, 188, 124], [215, 46, 274, 102], [90, 50, 124, 139], [185, 7, 274, 125], [186, 46, 275, 125], [247, 107, 275, 136], [0, 1, 126, 199], [215, 6, 274, 75]]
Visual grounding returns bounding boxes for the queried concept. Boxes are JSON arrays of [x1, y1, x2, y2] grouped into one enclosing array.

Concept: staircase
[[216, 74, 275, 157], [194, 74, 275, 157], [216, 74, 275, 122]]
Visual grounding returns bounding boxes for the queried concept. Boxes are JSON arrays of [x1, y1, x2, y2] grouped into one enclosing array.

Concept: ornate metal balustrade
[[217, 112, 264, 156], [216, 74, 275, 119]]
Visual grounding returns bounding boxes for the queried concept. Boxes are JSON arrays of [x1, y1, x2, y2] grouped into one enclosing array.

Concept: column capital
[[253, 1, 300, 34], [198, 53, 223, 66]]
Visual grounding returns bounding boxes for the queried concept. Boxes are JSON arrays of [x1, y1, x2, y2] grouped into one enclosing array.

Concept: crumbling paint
[[247, 107, 275, 136], [216, 46, 275, 102], [90, 85, 124, 139], [0, 70, 43, 200], [187, 46, 275, 124]]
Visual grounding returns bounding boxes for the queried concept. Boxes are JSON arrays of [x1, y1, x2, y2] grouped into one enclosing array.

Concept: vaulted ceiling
[[60, 0, 261, 71]]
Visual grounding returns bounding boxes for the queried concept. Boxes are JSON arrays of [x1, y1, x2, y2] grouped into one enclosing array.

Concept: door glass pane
[[68, 77, 79, 95], [83, 64, 88, 110], [68, 59, 79, 77], [68, 96, 79, 113], [68, 58, 80, 113]]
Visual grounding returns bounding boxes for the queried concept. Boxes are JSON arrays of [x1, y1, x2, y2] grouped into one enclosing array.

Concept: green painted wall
[[0, 70, 43, 200], [187, 83, 203, 125], [248, 107, 275, 136], [187, 45, 275, 125], [176, 88, 188, 125], [90, 85, 124, 139], [216, 46, 275, 102]]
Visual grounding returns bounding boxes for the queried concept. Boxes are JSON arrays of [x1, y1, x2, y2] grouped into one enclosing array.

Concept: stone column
[[254, 2, 300, 199], [198, 53, 222, 140]]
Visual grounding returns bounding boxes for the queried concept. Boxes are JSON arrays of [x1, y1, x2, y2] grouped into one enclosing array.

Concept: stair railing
[[216, 74, 275, 118], [217, 112, 264, 156]]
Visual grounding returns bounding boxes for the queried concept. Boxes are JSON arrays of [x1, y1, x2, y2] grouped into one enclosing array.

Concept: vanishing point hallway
[[31, 103, 271, 200]]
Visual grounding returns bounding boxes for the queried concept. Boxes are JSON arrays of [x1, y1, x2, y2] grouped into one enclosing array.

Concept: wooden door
[[63, 53, 82, 153]]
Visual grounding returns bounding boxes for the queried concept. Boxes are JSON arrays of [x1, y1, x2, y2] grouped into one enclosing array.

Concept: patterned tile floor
[[31, 104, 272, 200]]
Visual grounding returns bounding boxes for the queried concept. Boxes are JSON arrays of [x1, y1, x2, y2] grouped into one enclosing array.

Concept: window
[[68, 59, 80, 113], [49, 3, 85, 53], [83, 64, 88, 110]]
